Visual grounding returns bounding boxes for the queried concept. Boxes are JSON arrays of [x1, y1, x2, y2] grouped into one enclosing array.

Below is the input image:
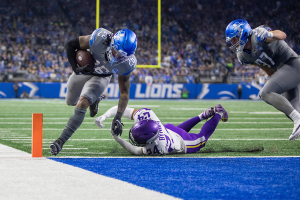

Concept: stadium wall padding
[[0, 82, 262, 99]]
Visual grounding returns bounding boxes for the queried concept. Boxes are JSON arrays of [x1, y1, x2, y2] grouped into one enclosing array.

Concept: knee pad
[[259, 89, 269, 101]]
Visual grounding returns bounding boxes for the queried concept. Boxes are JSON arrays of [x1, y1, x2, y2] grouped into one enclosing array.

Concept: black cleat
[[89, 95, 104, 117], [50, 138, 65, 156]]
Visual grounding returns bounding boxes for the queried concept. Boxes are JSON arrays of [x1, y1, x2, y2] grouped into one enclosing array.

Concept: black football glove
[[111, 112, 124, 136], [103, 34, 112, 46], [76, 64, 94, 75]]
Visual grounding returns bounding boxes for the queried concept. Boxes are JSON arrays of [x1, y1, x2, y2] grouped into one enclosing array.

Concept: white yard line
[[0, 121, 292, 124], [42, 148, 88, 150], [2, 138, 290, 141], [0, 117, 289, 120], [0, 128, 292, 132]]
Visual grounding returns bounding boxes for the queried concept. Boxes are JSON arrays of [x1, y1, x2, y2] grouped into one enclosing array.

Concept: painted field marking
[[2, 138, 291, 141], [23, 144, 74, 147], [57, 152, 108, 155], [42, 148, 88, 150], [169, 108, 210, 110], [0, 121, 292, 125], [249, 112, 283, 114], [0, 117, 290, 120], [0, 128, 292, 132]]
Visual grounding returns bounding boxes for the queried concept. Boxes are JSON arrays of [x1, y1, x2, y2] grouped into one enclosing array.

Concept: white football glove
[[252, 27, 273, 42], [95, 116, 106, 128]]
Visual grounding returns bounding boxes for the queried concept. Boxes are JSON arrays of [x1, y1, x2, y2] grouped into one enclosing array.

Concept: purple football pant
[[165, 114, 221, 153]]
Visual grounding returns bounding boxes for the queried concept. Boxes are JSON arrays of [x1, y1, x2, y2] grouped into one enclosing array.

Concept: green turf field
[[0, 99, 299, 157]]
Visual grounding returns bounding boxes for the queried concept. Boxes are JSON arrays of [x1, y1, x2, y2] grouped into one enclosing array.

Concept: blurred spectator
[[13, 81, 19, 98], [145, 73, 153, 86], [20, 90, 29, 98], [0, 0, 299, 84]]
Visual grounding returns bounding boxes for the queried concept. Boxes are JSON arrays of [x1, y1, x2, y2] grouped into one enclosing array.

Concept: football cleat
[[289, 123, 300, 141], [215, 104, 228, 122], [50, 138, 65, 156], [89, 95, 104, 117], [199, 107, 215, 121]]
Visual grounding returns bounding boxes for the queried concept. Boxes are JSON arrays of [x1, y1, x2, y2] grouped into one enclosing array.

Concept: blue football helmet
[[108, 29, 137, 65], [225, 19, 252, 53], [129, 119, 159, 146]]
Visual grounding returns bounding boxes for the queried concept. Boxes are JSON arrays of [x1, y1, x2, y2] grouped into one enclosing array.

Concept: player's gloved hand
[[95, 116, 106, 128], [103, 34, 112, 46], [76, 64, 94, 75], [252, 27, 273, 42], [111, 112, 124, 136]]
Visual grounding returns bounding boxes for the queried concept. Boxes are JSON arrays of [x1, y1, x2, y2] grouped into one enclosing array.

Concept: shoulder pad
[[89, 28, 112, 47], [258, 25, 272, 31]]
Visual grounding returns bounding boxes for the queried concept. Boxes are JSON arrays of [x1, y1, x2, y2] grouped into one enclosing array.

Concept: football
[[76, 50, 95, 72]]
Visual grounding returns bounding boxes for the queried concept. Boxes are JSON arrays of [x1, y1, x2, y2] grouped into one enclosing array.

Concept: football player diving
[[50, 28, 137, 156], [95, 105, 228, 155], [225, 19, 300, 141]]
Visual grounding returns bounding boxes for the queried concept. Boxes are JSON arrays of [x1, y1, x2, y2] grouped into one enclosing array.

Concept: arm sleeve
[[65, 38, 81, 74], [112, 135, 144, 155], [102, 106, 134, 120]]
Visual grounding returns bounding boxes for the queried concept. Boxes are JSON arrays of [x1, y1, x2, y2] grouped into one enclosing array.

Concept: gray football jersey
[[89, 28, 137, 76], [237, 25, 298, 71]]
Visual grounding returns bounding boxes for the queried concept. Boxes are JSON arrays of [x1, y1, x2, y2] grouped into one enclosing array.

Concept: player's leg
[[50, 75, 111, 156], [50, 73, 91, 156], [166, 105, 227, 153], [183, 105, 226, 153], [176, 107, 214, 132], [258, 58, 300, 140], [65, 73, 90, 106], [282, 85, 300, 115]]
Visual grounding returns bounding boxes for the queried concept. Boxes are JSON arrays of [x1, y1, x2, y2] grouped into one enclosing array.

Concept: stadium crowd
[[0, 0, 299, 85]]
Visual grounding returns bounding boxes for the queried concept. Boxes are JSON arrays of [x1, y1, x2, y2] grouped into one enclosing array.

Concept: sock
[[177, 116, 201, 132], [215, 111, 224, 119], [289, 110, 300, 124], [59, 107, 87, 143], [199, 113, 221, 140], [198, 113, 205, 121]]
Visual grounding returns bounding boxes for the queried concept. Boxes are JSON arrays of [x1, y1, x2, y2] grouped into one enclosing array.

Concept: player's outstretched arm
[[110, 74, 131, 136], [95, 106, 138, 128], [65, 35, 91, 74], [112, 134, 144, 155]]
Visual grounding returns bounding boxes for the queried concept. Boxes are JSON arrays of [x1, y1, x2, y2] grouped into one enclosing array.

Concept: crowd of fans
[[0, 0, 299, 85]]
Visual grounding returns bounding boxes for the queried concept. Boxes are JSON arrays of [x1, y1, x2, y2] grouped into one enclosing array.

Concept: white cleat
[[95, 116, 106, 128], [289, 123, 300, 141]]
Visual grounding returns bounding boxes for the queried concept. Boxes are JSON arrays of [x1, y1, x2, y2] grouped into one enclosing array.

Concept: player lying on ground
[[225, 19, 300, 141], [95, 104, 228, 155], [50, 28, 137, 156]]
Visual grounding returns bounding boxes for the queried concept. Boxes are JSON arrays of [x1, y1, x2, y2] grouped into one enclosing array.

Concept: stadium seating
[[0, 0, 299, 84]]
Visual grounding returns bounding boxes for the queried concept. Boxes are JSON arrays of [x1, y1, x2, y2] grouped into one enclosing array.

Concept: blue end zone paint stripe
[[49, 157, 300, 199]]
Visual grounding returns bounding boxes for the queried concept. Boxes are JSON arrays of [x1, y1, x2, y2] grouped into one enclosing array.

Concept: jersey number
[[147, 145, 160, 155], [94, 65, 109, 74], [255, 52, 275, 68], [137, 112, 150, 121]]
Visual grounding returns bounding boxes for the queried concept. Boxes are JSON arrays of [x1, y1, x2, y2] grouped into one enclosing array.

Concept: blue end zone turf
[[49, 157, 300, 199]]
